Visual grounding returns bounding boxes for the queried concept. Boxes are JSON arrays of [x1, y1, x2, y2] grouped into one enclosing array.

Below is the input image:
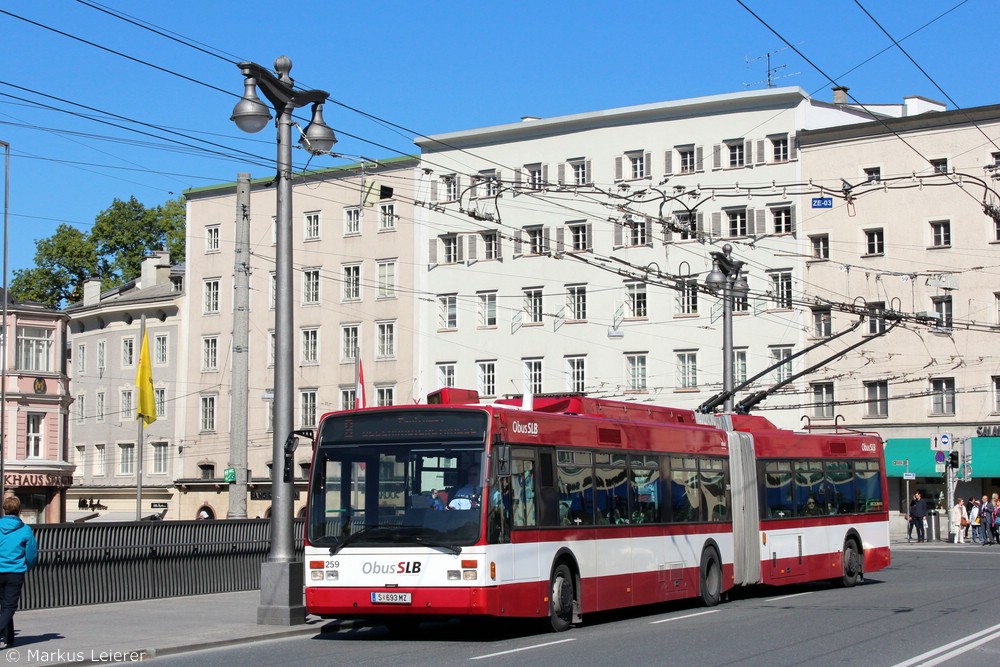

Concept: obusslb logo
[[512, 420, 539, 435], [362, 561, 422, 575]]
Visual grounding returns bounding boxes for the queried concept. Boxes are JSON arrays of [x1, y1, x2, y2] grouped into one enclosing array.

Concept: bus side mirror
[[496, 443, 511, 478]]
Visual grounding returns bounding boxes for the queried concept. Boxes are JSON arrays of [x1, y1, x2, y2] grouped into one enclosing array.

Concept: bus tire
[[548, 562, 575, 632], [840, 539, 862, 588], [699, 547, 722, 607]]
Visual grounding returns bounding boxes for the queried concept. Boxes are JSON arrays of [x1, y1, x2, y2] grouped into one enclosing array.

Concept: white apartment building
[[413, 87, 911, 427], [182, 157, 419, 518], [797, 102, 1000, 511]]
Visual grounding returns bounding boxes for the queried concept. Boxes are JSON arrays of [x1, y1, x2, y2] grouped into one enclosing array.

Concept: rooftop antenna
[[744, 45, 801, 89]]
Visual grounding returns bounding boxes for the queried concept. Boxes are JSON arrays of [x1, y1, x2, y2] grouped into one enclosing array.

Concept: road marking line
[[891, 622, 1000, 666], [650, 610, 720, 624], [765, 591, 813, 602], [470, 638, 576, 660]]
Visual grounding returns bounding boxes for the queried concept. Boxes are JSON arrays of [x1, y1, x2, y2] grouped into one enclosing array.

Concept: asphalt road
[[138, 543, 1000, 667]]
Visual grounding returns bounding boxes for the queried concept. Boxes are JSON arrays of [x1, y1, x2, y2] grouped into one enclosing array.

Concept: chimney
[[140, 251, 170, 289], [832, 86, 850, 105], [83, 278, 102, 306]]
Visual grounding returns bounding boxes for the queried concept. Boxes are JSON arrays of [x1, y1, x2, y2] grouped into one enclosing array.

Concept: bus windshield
[[307, 410, 489, 551]]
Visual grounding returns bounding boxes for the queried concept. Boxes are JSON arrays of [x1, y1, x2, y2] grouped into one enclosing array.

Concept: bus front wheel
[[699, 548, 722, 607], [548, 562, 575, 632], [840, 540, 862, 588]]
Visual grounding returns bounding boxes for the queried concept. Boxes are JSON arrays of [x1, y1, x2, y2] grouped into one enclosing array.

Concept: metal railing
[[22, 519, 304, 610]]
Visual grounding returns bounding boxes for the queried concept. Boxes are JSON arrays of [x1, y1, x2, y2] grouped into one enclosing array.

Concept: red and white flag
[[356, 358, 367, 409]]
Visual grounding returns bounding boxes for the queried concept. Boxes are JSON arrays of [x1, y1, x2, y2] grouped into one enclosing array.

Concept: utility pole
[[228, 172, 251, 519]]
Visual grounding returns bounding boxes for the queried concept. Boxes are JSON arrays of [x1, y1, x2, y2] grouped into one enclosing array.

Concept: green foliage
[[9, 196, 186, 310]]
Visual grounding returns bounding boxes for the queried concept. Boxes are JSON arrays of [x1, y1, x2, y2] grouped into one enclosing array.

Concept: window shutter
[[556, 227, 565, 253], [711, 212, 722, 237], [744, 140, 753, 166], [789, 134, 797, 160], [586, 223, 593, 251], [713, 145, 722, 170], [755, 208, 766, 235], [513, 230, 523, 257], [430, 180, 438, 201], [645, 217, 653, 247], [542, 164, 549, 185], [613, 219, 624, 248], [428, 238, 438, 268], [756, 140, 766, 165], [456, 236, 465, 262], [662, 216, 673, 243], [513, 168, 522, 187], [789, 205, 797, 234], [696, 146, 704, 172], [614, 156, 623, 181], [467, 235, 477, 262], [585, 160, 592, 184], [696, 212, 705, 236], [644, 152, 652, 179], [543, 226, 552, 253], [664, 149, 673, 175], [494, 170, 502, 197], [557, 163, 565, 185]]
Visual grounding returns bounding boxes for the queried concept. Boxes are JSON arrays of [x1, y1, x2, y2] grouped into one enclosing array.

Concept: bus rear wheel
[[700, 548, 722, 607], [547, 562, 575, 632], [840, 540, 862, 588]]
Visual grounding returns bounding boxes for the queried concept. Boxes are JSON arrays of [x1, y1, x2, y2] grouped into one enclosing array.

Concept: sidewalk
[[10, 590, 338, 666]]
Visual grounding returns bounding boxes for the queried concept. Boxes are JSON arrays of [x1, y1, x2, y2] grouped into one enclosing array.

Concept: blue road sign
[[811, 197, 833, 208]]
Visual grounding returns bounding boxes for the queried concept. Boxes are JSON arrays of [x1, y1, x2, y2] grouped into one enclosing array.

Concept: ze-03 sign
[[811, 197, 833, 208]]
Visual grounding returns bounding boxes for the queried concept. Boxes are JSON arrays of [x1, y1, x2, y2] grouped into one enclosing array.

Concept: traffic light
[[948, 451, 959, 469]]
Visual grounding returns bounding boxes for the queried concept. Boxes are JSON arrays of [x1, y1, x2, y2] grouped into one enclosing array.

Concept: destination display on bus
[[320, 409, 488, 446]]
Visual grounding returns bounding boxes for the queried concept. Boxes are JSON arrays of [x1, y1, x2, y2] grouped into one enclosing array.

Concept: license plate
[[371, 591, 412, 604]]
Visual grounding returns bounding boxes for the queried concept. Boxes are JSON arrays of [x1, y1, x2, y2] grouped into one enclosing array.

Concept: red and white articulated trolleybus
[[303, 388, 890, 632]]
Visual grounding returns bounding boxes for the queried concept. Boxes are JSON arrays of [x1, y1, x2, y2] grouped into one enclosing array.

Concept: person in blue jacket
[[0, 496, 38, 649]]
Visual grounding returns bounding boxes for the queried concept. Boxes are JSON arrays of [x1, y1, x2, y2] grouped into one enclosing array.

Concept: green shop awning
[[885, 437, 1000, 478]]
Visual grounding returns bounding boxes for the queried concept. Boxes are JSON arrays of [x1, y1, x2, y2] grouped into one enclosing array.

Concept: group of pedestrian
[[956, 493, 1000, 545]]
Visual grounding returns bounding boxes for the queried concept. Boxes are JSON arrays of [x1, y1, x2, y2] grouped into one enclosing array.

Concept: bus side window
[[537, 450, 559, 526]]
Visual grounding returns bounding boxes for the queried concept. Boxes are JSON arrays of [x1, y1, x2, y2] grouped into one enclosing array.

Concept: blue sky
[[1, 0, 997, 277]]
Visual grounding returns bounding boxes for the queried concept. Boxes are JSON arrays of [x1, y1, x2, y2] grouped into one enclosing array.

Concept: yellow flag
[[135, 331, 157, 426]]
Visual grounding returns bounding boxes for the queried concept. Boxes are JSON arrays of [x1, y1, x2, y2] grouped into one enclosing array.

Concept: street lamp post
[[231, 56, 335, 626], [704, 243, 749, 413]]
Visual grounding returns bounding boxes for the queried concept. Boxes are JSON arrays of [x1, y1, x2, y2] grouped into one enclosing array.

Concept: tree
[[9, 224, 97, 309]]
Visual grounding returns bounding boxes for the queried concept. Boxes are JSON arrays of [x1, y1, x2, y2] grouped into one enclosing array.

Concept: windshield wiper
[[412, 535, 462, 555], [329, 526, 393, 555]]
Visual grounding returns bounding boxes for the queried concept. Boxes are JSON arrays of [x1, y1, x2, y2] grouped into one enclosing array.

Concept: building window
[[627, 216, 647, 246], [121, 337, 135, 368], [438, 294, 457, 329], [526, 226, 545, 255], [442, 235, 459, 264], [303, 269, 321, 305], [377, 260, 397, 298], [154, 388, 166, 419], [727, 209, 748, 237], [199, 464, 215, 480], [120, 390, 133, 421], [200, 395, 217, 432], [570, 159, 589, 186], [119, 443, 135, 475], [477, 169, 499, 197], [203, 279, 220, 314], [772, 136, 789, 162], [341, 325, 359, 361], [727, 141, 745, 168], [206, 225, 220, 252], [76, 343, 86, 374], [523, 359, 543, 395], [626, 354, 647, 391], [97, 341, 105, 373], [478, 292, 497, 327], [812, 382, 835, 418], [342, 265, 360, 301], [626, 282, 647, 318], [300, 390, 317, 428], [304, 212, 320, 240], [339, 388, 356, 410], [267, 331, 275, 367], [523, 288, 543, 324], [526, 163, 544, 190], [864, 167, 881, 184], [568, 222, 589, 251], [566, 356, 586, 393], [930, 158, 948, 174], [344, 207, 361, 235], [96, 392, 105, 422], [867, 302, 887, 335], [865, 380, 889, 418], [865, 229, 885, 256], [812, 307, 832, 338], [26, 414, 43, 458], [769, 271, 793, 309], [16, 327, 53, 372], [301, 328, 319, 364], [678, 279, 699, 316], [376, 321, 395, 358], [477, 361, 497, 398], [679, 147, 696, 173], [770, 346, 793, 384], [567, 285, 587, 321], [437, 363, 456, 388], [268, 272, 276, 309], [94, 444, 106, 477], [930, 378, 956, 415], [154, 334, 168, 365], [930, 220, 951, 247], [994, 376, 1000, 414], [810, 234, 830, 260], [152, 443, 168, 474], [628, 151, 647, 179], [772, 207, 793, 234], [675, 211, 698, 240], [201, 336, 218, 371], [676, 351, 697, 389], [482, 231, 500, 260], [376, 386, 395, 407], [932, 295, 953, 328], [378, 203, 395, 231], [734, 349, 748, 385]]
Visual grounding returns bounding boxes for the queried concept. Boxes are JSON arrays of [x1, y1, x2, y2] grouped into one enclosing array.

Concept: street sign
[[935, 451, 946, 464], [892, 460, 907, 466], [935, 462, 945, 473], [811, 197, 833, 208], [903, 472, 916, 480], [939, 433, 952, 449]]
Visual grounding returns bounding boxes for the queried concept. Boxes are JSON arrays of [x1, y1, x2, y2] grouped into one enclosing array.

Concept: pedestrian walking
[[970, 500, 981, 543], [981, 495, 994, 545], [951, 497, 968, 543], [0, 496, 38, 648], [908, 491, 927, 543], [964, 496, 975, 541]]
